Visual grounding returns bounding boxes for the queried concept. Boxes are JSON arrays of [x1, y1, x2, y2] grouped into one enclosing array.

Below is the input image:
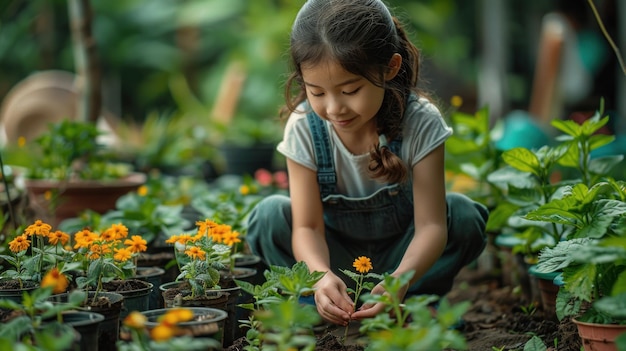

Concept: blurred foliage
[[1, 0, 482, 124]]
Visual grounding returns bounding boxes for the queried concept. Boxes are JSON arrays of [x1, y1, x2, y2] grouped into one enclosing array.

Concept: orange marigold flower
[[353, 256, 373, 274], [222, 230, 241, 246], [114, 247, 133, 262], [159, 308, 194, 325], [196, 219, 218, 237], [185, 247, 206, 260], [44, 190, 52, 201], [210, 224, 232, 243], [48, 231, 70, 246], [165, 235, 179, 244], [239, 185, 250, 196], [137, 185, 148, 197], [41, 267, 69, 294], [74, 229, 98, 249], [177, 234, 195, 245], [106, 223, 129, 240], [8, 234, 30, 252], [87, 243, 111, 260], [124, 235, 147, 253], [150, 323, 177, 342], [123, 311, 147, 329], [24, 219, 52, 237]]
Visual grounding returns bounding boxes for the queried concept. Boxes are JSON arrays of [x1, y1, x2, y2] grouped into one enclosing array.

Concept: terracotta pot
[[528, 265, 561, 321], [573, 318, 626, 351], [24, 172, 146, 226]]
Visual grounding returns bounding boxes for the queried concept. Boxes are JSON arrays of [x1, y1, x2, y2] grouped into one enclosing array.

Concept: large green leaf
[[502, 148, 542, 177]]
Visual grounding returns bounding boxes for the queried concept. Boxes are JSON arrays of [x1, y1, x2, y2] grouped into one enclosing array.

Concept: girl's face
[[301, 59, 385, 135]]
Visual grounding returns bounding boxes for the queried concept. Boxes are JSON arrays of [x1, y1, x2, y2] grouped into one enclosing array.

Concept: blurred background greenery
[[0, 0, 623, 176]]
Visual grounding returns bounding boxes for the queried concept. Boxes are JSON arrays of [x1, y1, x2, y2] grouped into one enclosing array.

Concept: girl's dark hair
[[281, 0, 421, 183]]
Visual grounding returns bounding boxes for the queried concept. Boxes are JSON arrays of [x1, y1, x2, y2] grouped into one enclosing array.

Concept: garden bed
[[227, 266, 582, 351]]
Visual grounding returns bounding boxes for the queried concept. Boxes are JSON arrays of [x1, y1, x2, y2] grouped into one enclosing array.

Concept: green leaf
[[593, 293, 626, 319], [502, 148, 542, 177], [523, 335, 547, 351]]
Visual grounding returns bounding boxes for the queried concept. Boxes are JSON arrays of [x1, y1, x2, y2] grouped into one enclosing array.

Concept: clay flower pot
[[573, 318, 626, 351]]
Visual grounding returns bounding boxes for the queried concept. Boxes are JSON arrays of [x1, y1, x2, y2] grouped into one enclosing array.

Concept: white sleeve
[[403, 98, 452, 167], [276, 111, 318, 171]]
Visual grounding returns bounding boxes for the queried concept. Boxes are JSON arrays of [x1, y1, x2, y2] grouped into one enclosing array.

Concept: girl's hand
[[350, 281, 408, 320], [314, 272, 354, 325]]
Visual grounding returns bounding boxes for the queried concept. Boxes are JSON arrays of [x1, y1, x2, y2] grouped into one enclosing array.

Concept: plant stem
[[587, 0, 626, 76]]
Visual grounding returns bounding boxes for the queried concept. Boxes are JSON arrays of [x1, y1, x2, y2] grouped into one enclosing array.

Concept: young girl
[[246, 0, 488, 326]]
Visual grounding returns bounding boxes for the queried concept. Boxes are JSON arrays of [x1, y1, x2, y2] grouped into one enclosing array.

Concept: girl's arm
[[287, 158, 354, 325], [393, 143, 448, 286], [352, 144, 448, 319]]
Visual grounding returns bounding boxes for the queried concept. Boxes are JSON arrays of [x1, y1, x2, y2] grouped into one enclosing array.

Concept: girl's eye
[[343, 87, 361, 95], [309, 91, 324, 97]]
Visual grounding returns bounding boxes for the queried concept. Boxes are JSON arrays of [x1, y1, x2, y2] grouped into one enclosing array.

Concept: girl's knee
[[446, 193, 489, 243], [249, 194, 291, 223]]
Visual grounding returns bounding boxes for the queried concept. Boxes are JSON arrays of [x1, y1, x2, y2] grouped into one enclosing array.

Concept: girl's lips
[[332, 117, 355, 127]]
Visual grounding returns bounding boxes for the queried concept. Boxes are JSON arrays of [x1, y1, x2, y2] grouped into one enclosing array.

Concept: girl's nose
[[326, 96, 346, 117]]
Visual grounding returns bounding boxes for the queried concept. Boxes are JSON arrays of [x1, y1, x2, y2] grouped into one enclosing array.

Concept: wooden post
[[68, 0, 101, 123]]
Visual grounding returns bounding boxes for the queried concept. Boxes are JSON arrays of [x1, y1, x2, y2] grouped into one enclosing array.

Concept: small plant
[[520, 302, 538, 316], [71, 223, 148, 297], [0, 270, 86, 350], [1, 219, 79, 288], [359, 271, 470, 350], [488, 102, 624, 261], [236, 261, 325, 351], [20, 119, 132, 181], [340, 256, 382, 342], [165, 219, 239, 298]]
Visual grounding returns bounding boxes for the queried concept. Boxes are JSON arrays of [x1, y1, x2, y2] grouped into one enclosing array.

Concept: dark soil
[[101, 278, 151, 293]]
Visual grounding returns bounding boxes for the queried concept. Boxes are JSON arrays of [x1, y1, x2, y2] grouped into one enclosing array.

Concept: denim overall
[[247, 108, 488, 297]]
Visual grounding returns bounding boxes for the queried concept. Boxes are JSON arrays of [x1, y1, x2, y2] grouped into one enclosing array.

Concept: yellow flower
[[41, 267, 69, 294], [450, 95, 463, 108], [137, 185, 148, 197], [159, 308, 194, 325], [222, 230, 241, 246], [353, 256, 373, 274], [8, 234, 30, 252], [123, 311, 147, 329], [124, 235, 147, 253], [113, 247, 133, 262], [150, 323, 177, 342], [47, 231, 70, 246], [239, 185, 250, 196], [24, 219, 52, 237], [185, 246, 206, 260], [17, 136, 26, 148], [44, 190, 52, 201]]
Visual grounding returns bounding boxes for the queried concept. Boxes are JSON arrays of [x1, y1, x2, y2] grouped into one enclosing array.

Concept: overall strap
[[387, 93, 417, 158], [306, 111, 337, 198]]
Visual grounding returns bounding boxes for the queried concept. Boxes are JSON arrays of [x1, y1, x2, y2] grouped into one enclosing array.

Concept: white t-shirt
[[277, 96, 452, 198]]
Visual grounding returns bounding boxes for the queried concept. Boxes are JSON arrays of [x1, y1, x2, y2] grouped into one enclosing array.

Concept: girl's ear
[[385, 53, 402, 81]]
